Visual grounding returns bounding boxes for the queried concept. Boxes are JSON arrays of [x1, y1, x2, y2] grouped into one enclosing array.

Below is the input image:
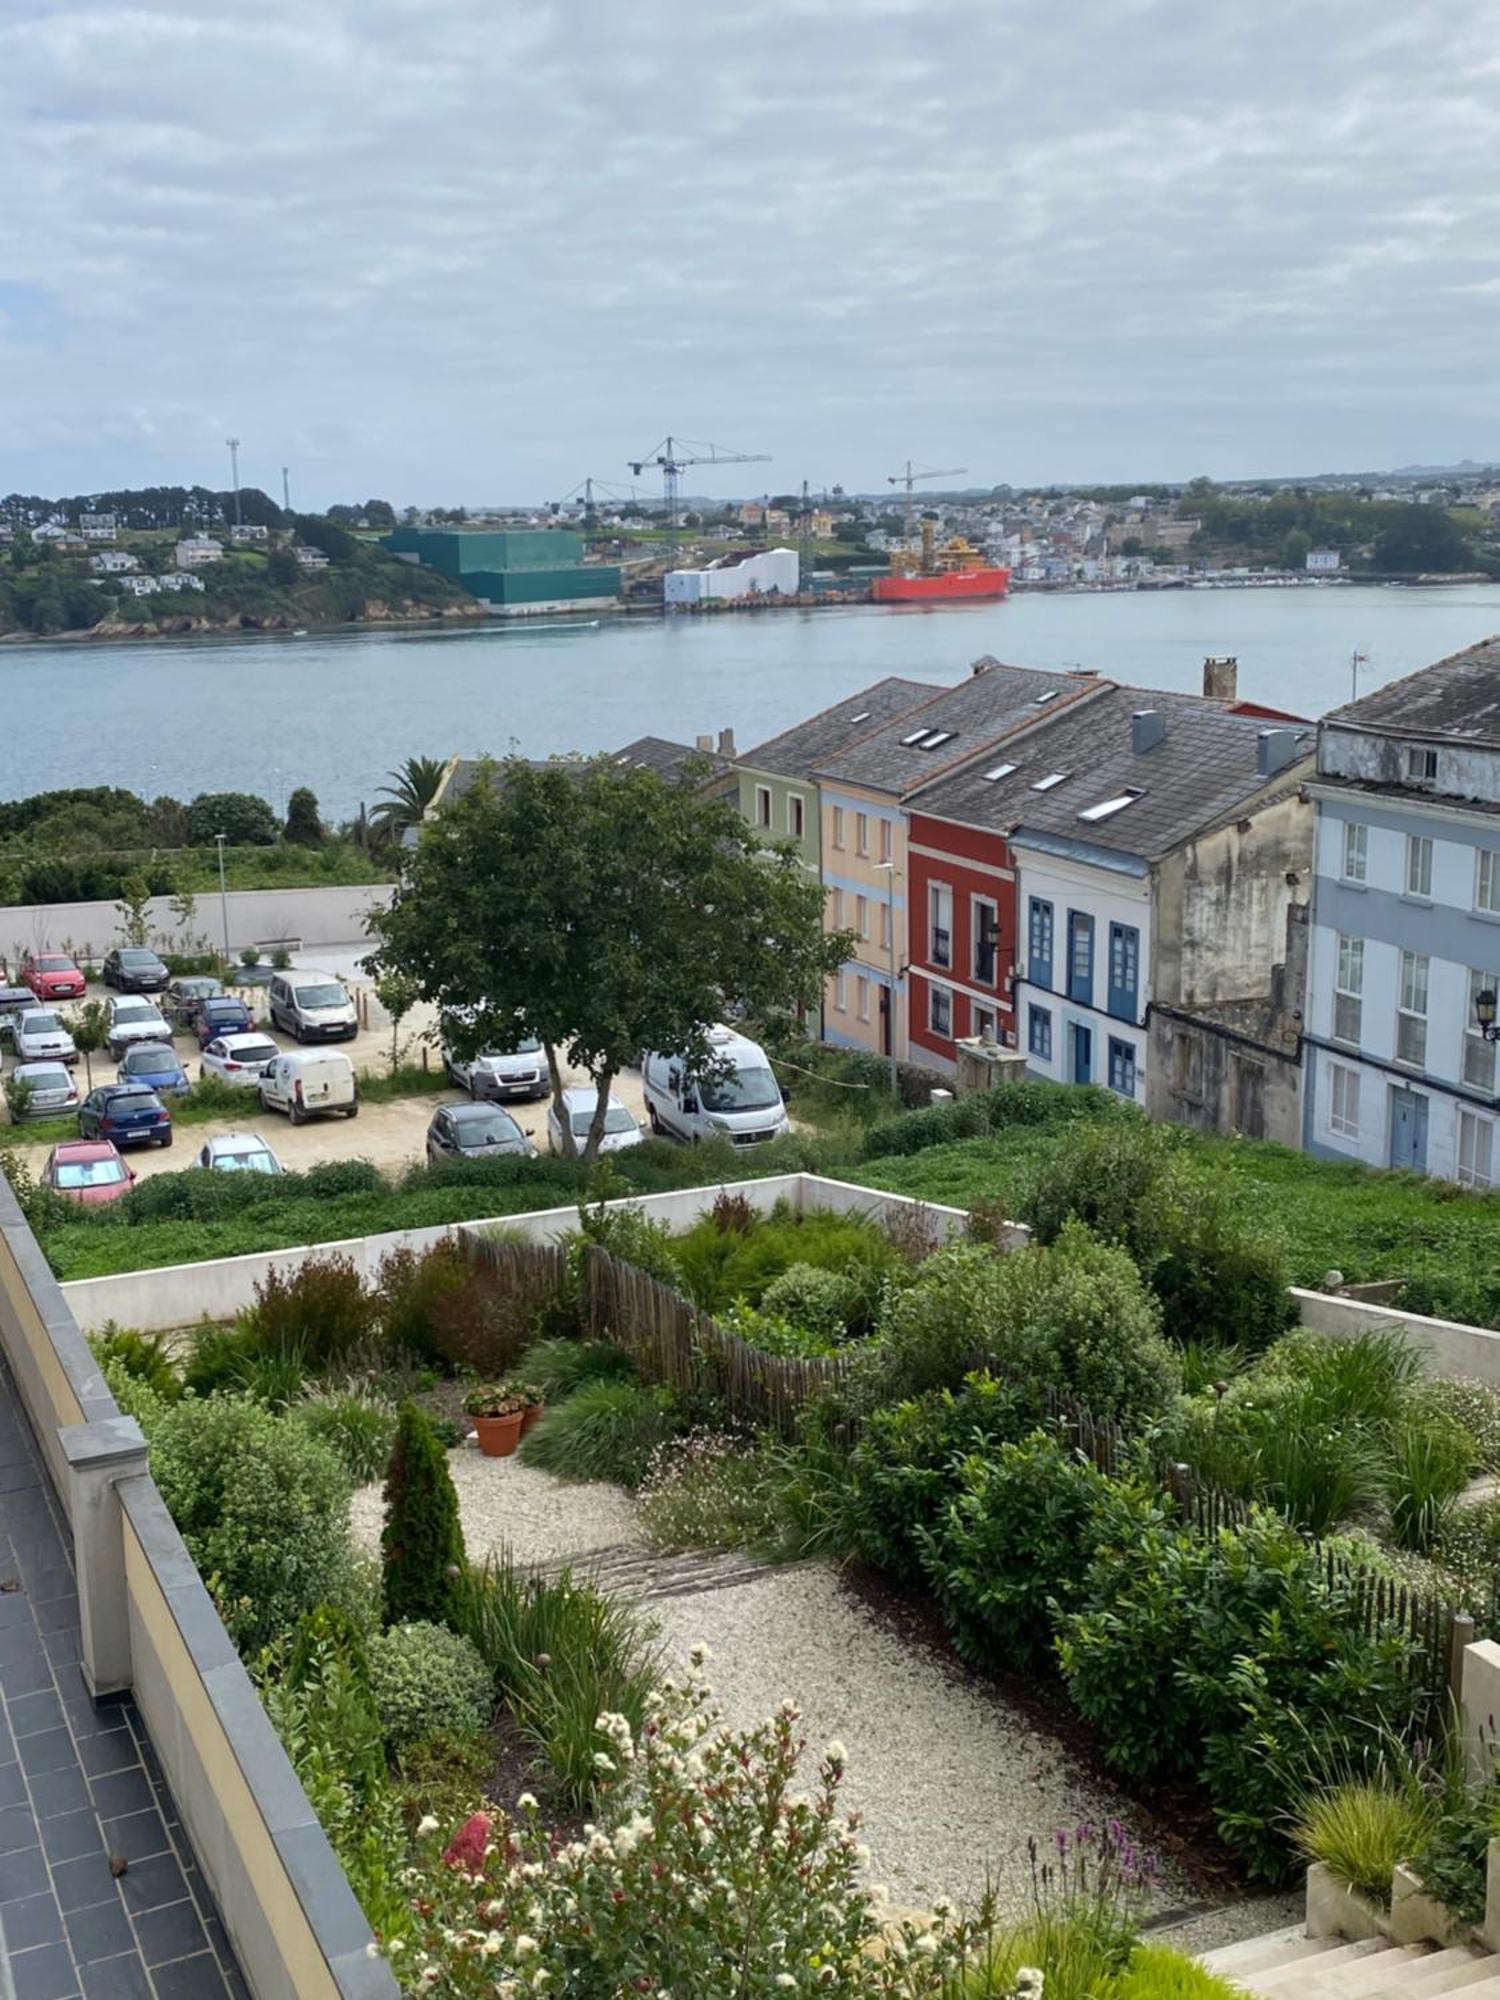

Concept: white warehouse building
[[664, 546, 800, 605]]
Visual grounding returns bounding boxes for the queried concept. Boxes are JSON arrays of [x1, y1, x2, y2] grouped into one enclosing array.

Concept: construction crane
[[552, 477, 643, 526], [887, 460, 967, 549], [793, 479, 829, 592], [628, 436, 771, 530]]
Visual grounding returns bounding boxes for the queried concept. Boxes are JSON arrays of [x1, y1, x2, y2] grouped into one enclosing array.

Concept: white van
[[268, 970, 358, 1044], [640, 1025, 789, 1148], [259, 1049, 359, 1124]]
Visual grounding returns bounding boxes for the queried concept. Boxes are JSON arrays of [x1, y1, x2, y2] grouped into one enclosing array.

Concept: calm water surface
[[5, 584, 1500, 820]]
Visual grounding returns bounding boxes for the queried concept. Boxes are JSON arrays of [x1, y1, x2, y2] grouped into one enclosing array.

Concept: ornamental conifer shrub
[[381, 1403, 465, 1629]]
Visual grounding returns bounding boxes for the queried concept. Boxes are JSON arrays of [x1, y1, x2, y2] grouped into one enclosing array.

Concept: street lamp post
[[214, 833, 231, 967], [875, 859, 899, 1100]]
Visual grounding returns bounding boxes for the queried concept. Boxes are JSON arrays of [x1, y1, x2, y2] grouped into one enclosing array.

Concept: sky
[[4, 0, 1500, 508]]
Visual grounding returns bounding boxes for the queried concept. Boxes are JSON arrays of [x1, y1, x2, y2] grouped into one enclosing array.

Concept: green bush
[[1022, 1112, 1178, 1250], [90, 1323, 180, 1401], [1408, 1377, 1500, 1475], [758, 1262, 861, 1343], [518, 1378, 680, 1487], [242, 1254, 378, 1374], [520, 1336, 636, 1402], [1433, 1495, 1500, 1603], [717, 1300, 839, 1358], [1292, 1777, 1434, 1905], [381, 1404, 465, 1629], [637, 1432, 792, 1554], [151, 1396, 353, 1655], [301, 1159, 384, 1199], [669, 1203, 899, 1321], [1113, 1944, 1263, 1999], [858, 1079, 1116, 1159], [1386, 1414, 1475, 1554], [365, 1620, 492, 1747], [294, 1389, 399, 1484]]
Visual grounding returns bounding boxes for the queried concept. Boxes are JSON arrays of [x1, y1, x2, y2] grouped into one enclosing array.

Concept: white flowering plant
[[390, 1658, 1002, 1996]]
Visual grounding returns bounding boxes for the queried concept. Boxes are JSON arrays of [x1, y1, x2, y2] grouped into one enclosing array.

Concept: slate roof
[[907, 683, 1315, 862], [1322, 636, 1500, 745], [435, 736, 729, 809], [739, 677, 945, 782], [813, 661, 1097, 795]]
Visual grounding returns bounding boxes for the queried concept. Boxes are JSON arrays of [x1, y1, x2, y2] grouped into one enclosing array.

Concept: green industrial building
[[382, 527, 621, 615]]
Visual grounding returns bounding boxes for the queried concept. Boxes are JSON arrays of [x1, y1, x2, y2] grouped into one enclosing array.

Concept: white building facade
[[664, 546, 799, 605], [1013, 843, 1150, 1103]]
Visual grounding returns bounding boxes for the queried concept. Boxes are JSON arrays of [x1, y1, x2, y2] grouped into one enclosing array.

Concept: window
[[1031, 772, 1069, 792], [929, 984, 953, 1038], [1405, 834, 1433, 899], [1107, 1037, 1136, 1097], [1465, 968, 1498, 1092], [832, 806, 845, 850], [1333, 933, 1363, 1044], [829, 887, 844, 929], [1478, 849, 1500, 913], [789, 793, 805, 840], [974, 1004, 997, 1042], [1397, 949, 1429, 1067], [879, 901, 892, 953], [1459, 1110, 1495, 1189], [856, 813, 869, 857], [856, 894, 868, 939], [833, 970, 847, 1013], [1342, 823, 1367, 883], [857, 977, 870, 1022], [1079, 789, 1144, 824], [1067, 911, 1094, 1005], [982, 762, 1016, 783], [1029, 898, 1054, 989], [1028, 1006, 1052, 1060], [1407, 746, 1438, 784], [1107, 923, 1140, 1021], [973, 897, 999, 984], [755, 785, 772, 829], [929, 884, 953, 968], [878, 818, 892, 863], [1172, 1030, 1204, 1098], [1329, 1062, 1361, 1139]]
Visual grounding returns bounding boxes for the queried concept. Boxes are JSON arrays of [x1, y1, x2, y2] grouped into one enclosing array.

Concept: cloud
[[2, 0, 1499, 498]]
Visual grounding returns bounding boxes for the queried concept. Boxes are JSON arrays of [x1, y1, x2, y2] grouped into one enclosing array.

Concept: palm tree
[[369, 756, 448, 845]]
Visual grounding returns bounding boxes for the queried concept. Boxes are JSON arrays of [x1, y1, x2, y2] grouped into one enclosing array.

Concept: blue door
[[1070, 1022, 1093, 1084], [1390, 1088, 1428, 1172]]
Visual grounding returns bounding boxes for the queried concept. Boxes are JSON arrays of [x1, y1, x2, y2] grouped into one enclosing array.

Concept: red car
[[39, 1138, 136, 1206], [22, 951, 86, 1002]]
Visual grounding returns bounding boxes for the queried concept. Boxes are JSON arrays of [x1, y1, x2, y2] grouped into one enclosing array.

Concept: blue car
[[117, 1041, 192, 1097], [78, 1083, 173, 1149], [194, 996, 255, 1048]]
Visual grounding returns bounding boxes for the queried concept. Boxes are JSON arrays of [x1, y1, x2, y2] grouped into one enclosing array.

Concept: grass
[[1292, 1777, 1434, 1905], [517, 1378, 679, 1487]]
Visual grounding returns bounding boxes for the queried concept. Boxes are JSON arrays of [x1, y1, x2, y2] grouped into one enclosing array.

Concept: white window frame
[[1459, 1109, 1494, 1190], [1405, 834, 1433, 899], [755, 784, 772, 830], [856, 812, 869, 858], [1396, 949, 1429, 1068], [1333, 932, 1363, 1045], [788, 793, 806, 840], [857, 976, 870, 1023], [1328, 1062, 1360, 1140], [833, 969, 847, 1013], [1341, 822, 1367, 884], [928, 982, 953, 1038], [856, 894, 868, 940], [878, 818, 892, 864], [1407, 746, 1438, 784], [929, 882, 953, 968], [831, 806, 845, 850], [1478, 848, 1500, 914], [1465, 968, 1498, 1092]]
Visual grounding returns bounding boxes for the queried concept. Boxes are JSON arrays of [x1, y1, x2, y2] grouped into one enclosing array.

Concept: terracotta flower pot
[[474, 1411, 524, 1458], [520, 1402, 545, 1437]]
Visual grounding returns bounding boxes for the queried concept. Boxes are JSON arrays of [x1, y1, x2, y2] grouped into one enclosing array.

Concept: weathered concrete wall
[[1321, 721, 1500, 807], [0, 882, 392, 964], [1152, 787, 1313, 1009], [1148, 1005, 1303, 1146]]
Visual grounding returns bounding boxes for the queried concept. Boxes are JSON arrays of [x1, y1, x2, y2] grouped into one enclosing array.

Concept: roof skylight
[[1078, 788, 1145, 823], [900, 729, 931, 745], [919, 730, 956, 749], [1031, 772, 1069, 791], [981, 762, 1017, 782], [848, 711, 871, 724], [1033, 689, 1060, 705]]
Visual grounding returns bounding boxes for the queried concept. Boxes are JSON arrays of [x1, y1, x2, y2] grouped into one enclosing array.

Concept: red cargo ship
[[872, 528, 1009, 604]]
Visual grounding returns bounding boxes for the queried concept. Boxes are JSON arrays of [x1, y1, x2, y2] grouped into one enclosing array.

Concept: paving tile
[[29, 1765, 91, 1821], [0, 1841, 49, 1901], [0, 1589, 36, 1628], [135, 1896, 211, 1966], [24, 1569, 77, 1606], [64, 1892, 135, 1966], [0, 1758, 26, 1809], [0, 1887, 65, 1950], [41, 1807, 106, 1865], [0, 1461, 44, 1495], [79, 1955, 151, 2000], [87, 1767, 155, 1822], [77, 1729, 139, 1778], [150, 1953, 228, 2000], [0, 1801, 42, 1853], [0, 1645, 57, 1697], [62, 1694, 127, 1741], [40, 1625, 82, 1671], [34, 1593, 80, 1635], [19, 1729, 78, 1778], [9, 1938, 79, 2000], [116, 1850, 186, 1915], [52, 1849, 120, 1913], [99, 1809, 169, 1866], [7, 1688, 65, 1738]]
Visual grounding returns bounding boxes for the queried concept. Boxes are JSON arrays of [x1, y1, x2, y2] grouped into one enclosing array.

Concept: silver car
[[442, 1013, 550, 1102], [195, 1131, 284, 1175], [13, 1008, 77, 1067], [547, 1088, 642, 1155], [6, 1061, 79, 1119], [106, 996, 172, 1060], [199, 1033, 280, 1087]]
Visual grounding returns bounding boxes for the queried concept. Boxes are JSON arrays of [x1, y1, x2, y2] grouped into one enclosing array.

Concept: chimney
[[1258, 727, 1301, 777], [1203, 654, 1239, 701], [1131, 709, 1166, 754], [717, 727, 737, 759], [695, 734, 713, 753]]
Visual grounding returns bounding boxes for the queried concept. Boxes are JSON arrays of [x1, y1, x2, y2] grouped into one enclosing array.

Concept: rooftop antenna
[[1350, 647, 1370, 702], [225, 438, 242, 529], [281, 466, 291, 514]]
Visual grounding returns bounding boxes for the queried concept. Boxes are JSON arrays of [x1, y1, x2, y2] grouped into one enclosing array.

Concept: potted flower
[[464, 1384, 528, 1458], [505, 1378, 546, 1436]]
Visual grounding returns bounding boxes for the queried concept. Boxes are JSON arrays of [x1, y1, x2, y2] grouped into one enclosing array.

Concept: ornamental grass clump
[[1292, 1776, 1434, 1906]]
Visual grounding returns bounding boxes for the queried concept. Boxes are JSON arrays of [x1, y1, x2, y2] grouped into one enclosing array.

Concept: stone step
[[1201, 1931, 1500, 2000], [1248, 1937, 1406, 1996], [1368, 1948, 1500, 1998], [1200, 1926, 1347, 1980]]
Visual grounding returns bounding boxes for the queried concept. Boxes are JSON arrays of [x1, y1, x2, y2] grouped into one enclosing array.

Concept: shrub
[[1386, 1414, 1475, 1553], [759, 1261, 861, 1343], [151, 1396, 353, 1655], [521, 1335, 636, 1402], [1433, 1495, 1500, 1604], [1114, 1944, 1261, 1999], [1022, 1112, 1177, 1250], [718, 1299, 840, 1358], [365, 1620, 492, 1747], [637, 1432, 791, 1553], [1146, 1179, 1298, 1354], [858, 1078, 1115, 1159], [1292, 1777, 1434, 1905], [301, 1159, 383, 1199], [1171, 1376, 1387, 1538], [90, 1323, 180, 1401], [1408, 1377, 1500, 1475], [1407, 1773, 1500, 1925], [381, 1404, 465, 1629], [391, 1727, 496, 1832], [294, 1388, 399, 1484], [518, 1378, 680, 1487], [574, 1197, 684, 1290], [375, 1240, 471, 1363], [919, 1432, 1116, 1668], [241, 1254, 378, 1374]]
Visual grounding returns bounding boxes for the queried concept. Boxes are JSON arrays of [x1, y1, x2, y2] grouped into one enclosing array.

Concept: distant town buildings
[[1306, 548, 1343, 573], [175, 536, 224, 569], [230, 523, 270, 543], [78, 512, 117, 542], [291, 544, 330, 569], [89, 550, 138, 574]]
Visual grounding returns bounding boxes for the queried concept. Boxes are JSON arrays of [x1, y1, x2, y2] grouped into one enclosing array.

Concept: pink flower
[[442, 1813, 492, 1871]]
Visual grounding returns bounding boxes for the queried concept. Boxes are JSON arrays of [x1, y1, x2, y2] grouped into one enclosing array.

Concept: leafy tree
[[368, 756, 447, 844], [290, 513, 357, 563], [71, 998, 110, 1090], [365, 756, 852, 1162], [185, 791, 279, 846], [1372, 507, 1471, 574], [114, 874, 154, 947], [266, 545, 300, 587], [1280, 528, 1311, 569], [283, 787, 325, 847], [381, 1404, 465, 1629]]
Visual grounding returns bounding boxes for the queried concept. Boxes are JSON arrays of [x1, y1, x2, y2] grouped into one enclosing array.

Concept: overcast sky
[[4, 0, 1499, 508]]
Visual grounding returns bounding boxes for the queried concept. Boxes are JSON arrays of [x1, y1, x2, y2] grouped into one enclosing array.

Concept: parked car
[[13, 1008, 78, 1067], [105, 996, 172, 1059], [546, 1087, 642, 1156], [165, 976, 223, 1031], [195, 1132, 284, 1175], [425, 1101, 536, 1163], [4, 1062, 79, 1120], [199, 1033, 280, 1087], [641, 1025, 789, 1147], [441, 1011, 550, 1101], [0, 986, 34, 1041], [21, 952, 85, 1002], [268, 970, 358, 1044], [78, 1083, 173, 1149], [101, 947, 170, 993], [39, 1139, 134, 1206], [193, 996, 255, 1048], [258, 1049, 358, 1123], [117, 1041, 191, 1096]]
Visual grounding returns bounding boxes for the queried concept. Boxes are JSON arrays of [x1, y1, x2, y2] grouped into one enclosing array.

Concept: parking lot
[[1, 957, 652, 1183]]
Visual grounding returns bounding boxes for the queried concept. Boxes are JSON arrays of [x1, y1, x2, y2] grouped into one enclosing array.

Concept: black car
[[165, 975, 223, 1030], [103, 947, 170, 993], [78, 1083, 173, 1148], [425, 1102, 537, 1164]]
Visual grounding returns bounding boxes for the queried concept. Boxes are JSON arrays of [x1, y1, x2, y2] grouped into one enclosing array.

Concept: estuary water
[[5, 583, 1500, 821]]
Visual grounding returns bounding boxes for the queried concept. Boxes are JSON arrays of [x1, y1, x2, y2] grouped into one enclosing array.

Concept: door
[[1389, 1087, 1429, 1172], [878, 985, 892, 1057], [1070, 1022, 1092, 1084]]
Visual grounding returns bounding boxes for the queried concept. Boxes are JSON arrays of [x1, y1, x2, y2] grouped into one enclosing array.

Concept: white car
[[195, 1132, 284, 1175], [547, 1087, 642, 1155], [199, 1033, 280, 1087], [106, 996, 172, 1060], [441, 1009, 550, 1102], [13, 1008, 77, 1067]]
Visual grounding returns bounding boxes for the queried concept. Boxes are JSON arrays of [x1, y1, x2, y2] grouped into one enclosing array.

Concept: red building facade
[[905, 810, 1016, 1069]]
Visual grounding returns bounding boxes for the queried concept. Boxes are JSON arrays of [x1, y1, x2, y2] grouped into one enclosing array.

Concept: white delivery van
[[640, 1025, 789, 1148], [268, 970, 358, 1044], [259, 1049, 359, 1124]]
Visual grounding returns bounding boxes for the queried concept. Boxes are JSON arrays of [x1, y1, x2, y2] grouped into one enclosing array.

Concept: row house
[[1305, 639, 1500, 1185]]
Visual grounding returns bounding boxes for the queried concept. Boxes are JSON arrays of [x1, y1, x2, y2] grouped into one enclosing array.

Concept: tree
[[365, 757, 853, 1162], [381, 1404, 464, 1629], [266, 546, 300, 588], [71, 998, 110, 1090], [290, 513, 357, 563], [114, 874, 153, 948], [369, 756, 448, 844], [186, 791, 279, 846], [1280, 528, 1311, 570], [1372, 507, 1471, 575], [283, 787, 325, 847], [373, 968, 422, 1073]]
